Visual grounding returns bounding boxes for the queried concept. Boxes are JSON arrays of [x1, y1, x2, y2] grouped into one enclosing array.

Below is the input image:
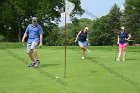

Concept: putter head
[[114, 57, 116, 61]]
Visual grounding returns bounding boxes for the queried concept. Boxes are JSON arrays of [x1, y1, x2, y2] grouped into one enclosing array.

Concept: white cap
[[121, 26, 125, 30], [85, 27, 89, 30], [32, 17, 37, 20]]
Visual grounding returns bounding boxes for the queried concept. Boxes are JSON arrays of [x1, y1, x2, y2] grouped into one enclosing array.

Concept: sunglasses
[[33, 20, 37, 22]]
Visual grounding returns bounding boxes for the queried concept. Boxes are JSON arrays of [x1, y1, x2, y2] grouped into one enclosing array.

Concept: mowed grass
[[0, 43, 140, 93]]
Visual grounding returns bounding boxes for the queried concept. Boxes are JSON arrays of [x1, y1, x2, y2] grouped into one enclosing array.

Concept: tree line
[[0, 0, 140, 45]]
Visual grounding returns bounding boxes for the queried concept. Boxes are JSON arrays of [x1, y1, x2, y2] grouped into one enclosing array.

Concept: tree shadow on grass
[[40, 64, 59, 67]]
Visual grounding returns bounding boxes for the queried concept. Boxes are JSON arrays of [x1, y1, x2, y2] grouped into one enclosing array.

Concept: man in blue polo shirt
[[22, 17, 44, 67]]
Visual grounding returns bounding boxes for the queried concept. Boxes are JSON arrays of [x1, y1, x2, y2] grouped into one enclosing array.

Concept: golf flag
[[65, 0, 75, 15]]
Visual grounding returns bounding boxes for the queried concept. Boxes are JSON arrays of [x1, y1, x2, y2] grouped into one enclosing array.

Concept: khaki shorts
[[27, 42, 38, 54]]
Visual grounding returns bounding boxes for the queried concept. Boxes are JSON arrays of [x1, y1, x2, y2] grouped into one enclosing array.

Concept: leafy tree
[[0, 0, 84, 43], [89, 4, 122, 45], [89, 16, 112, 45], [123, 0, 140, 43]]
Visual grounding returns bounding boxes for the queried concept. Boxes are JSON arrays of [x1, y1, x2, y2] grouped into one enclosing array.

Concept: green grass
[[0, 43, 140, 93]]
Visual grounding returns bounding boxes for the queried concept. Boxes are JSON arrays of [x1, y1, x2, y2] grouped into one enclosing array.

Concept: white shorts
[[27, 42, 38, 54]]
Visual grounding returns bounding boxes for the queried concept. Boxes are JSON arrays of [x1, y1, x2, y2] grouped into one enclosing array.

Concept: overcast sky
[[59, 0, 125, 26]]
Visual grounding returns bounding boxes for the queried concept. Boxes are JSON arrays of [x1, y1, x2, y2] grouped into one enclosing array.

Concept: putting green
[[0, 43, 139, 93]]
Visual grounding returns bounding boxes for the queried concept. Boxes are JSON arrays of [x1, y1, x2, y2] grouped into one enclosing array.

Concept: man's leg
[[28, 53, 35, 63], [30, 49, 38, 61], [30, 42, 40, 67], [30, 42, 38, 60], [33, 50, 39, 61], [27, 44, 36, 67]]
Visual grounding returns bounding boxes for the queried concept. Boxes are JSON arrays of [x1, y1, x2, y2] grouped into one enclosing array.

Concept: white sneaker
[[82, 56, 85, 59], [116, 58, 120, 61], [87, 49, 91, 52], [123, 58, 126, 61]]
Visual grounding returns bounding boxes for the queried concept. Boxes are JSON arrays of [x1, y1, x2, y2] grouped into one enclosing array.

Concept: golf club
[[114, 44, 119, 61]]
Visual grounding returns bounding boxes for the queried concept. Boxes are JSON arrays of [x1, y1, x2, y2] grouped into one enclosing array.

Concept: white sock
[[87, 49, 91, 52], [82, 56, 85, 59]]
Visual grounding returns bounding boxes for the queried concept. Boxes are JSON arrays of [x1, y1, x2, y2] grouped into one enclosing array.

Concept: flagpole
[[64, 5, 67, 78], [64, 0, 75, 78]]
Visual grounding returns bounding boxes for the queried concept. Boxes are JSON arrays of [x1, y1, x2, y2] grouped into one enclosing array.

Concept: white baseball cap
[[121, 26, 125, 30], [85, 27, 89, 30], [32, 17, 37, 20]]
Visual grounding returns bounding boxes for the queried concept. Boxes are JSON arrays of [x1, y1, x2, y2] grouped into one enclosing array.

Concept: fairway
[[0, 43, 140, 93]]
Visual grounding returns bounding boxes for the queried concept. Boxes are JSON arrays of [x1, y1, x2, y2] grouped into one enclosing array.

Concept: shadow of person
[[126, 58, 140, 61], [39, 64, 59, 67]]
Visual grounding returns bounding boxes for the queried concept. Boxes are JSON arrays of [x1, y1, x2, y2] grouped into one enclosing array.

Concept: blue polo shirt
[[26, 24, 44, 44]]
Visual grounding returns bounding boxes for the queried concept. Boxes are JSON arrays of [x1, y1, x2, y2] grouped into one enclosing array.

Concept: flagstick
[[64, 0, 75, 78], [64, 11, 67, 78]]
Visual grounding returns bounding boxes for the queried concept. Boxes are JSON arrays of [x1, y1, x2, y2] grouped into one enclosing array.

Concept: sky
[[59, 0, 125, 26]]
